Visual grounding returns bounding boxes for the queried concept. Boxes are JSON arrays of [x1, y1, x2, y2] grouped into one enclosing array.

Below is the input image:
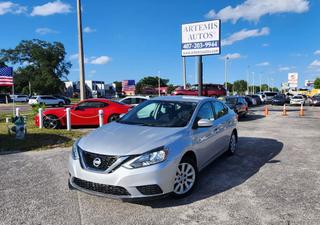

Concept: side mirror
[[197, 119, 213, 128]]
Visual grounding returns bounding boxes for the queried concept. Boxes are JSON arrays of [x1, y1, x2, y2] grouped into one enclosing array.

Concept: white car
[[290, 95, 305, 105], [119, 96, 150, 106], [28, 95, 65, 106], [10, 95, 29, 102]]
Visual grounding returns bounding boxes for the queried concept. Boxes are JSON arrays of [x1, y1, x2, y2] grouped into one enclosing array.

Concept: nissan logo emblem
[[93, 157, 101, 167]]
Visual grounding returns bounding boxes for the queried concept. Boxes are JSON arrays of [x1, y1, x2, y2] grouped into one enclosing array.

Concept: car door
[[212, 101, 231, 152], [192, 101, 219, 168], [71, 101, 107, 125]]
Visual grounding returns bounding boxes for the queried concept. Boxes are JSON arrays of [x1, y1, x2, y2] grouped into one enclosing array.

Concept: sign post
[[181, 20, 221, 96]]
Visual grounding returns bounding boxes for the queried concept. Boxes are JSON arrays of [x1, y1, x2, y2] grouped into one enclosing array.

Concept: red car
[[172, 84, 226, 97], [35, 98, 131, 129]]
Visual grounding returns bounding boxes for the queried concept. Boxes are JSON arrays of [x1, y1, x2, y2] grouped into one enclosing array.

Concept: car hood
[[78, 122, 185, 156]]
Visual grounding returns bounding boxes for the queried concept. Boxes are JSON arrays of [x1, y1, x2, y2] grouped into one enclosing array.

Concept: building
[[64, 80, 115, 98]]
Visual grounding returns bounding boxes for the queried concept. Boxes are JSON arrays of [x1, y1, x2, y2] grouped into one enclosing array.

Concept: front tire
[[172, 157, 198, 198], [43, 115, 61, 129]]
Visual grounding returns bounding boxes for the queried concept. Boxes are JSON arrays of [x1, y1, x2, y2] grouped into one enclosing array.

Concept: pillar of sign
[[181, 20, 221, 96]]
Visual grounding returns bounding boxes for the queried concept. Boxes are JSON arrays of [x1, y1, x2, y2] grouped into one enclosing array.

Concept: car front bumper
[[68, 153, 178, 199]]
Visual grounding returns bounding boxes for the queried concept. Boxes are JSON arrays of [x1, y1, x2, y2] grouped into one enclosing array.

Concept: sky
[[1, 0, 320, 88]]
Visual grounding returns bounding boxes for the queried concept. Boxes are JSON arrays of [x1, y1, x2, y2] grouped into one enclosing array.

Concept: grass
[[0, 112, 85, 154]]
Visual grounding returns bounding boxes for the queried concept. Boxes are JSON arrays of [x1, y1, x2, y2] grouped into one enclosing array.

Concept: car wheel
[[108, 114, 119, 122], [228, 132, 237, 155], [172, 157, 198, 198], [43, 115, 61, 129], [58, 102, 64, 107]]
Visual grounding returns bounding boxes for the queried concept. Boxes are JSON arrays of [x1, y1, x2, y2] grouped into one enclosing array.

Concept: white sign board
[[288, 72, 298, 88], [182, 20, 220, 56]]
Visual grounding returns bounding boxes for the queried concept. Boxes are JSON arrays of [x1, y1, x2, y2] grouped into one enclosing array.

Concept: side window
[[122, 98, 131, 104], [131, 98, 138, 105], [196, 102, 214, 121], [214, 102, 228, 119]]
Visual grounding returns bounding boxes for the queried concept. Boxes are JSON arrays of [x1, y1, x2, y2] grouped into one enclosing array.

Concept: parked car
[[272, 94, 286, 105], [264, 92, 278, 103], [244, 96, 256, 106], [68, 96, 238, 199], [119, 96, 150, 107], [28, 95, 65, 106], [290, 95, 305, 106], [35, 98, 131, 129], [310, 95, 320, 106], [54, 95, 71, 105], [247, 95, 262, 105], [225, 96, 248, 118], [256, 93, 266, 103], [0, 94, 12, 103], [10, 94, 29, 102], [172, 84, 226, 97]]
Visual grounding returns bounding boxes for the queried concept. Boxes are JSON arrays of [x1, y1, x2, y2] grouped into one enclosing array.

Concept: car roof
[[152, 95, 211, 103]]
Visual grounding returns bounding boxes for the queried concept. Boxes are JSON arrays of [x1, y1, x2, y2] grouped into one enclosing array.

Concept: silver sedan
[[68, 96, 238, 199]]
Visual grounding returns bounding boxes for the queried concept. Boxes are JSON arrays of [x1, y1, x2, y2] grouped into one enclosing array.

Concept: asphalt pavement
[[0, 105, 320, 225]]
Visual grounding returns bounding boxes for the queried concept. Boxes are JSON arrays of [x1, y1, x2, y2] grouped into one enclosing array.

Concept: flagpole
[[12, 83, 15, 117]]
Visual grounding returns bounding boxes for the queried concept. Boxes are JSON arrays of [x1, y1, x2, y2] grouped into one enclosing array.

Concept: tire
[[58, 102, 64, 107], [108, 114, 119, 123], [43, 115, 61, 129], [172, 157, 198, 198], [228, 131, 237, 155]]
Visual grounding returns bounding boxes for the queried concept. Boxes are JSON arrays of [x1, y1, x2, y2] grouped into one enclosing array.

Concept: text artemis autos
[[183, 21, 219, 41]]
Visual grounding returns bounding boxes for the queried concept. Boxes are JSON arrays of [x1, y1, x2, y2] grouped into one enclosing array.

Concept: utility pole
[[246, 66, 250, 94], [252, 72, 255, 94], [197, 56, 203, 96], [182, 57, 186, 89], [77, 0, 86, 100], [224, 56, 229, 94], [158, 71, 161, 96], [260, 72, 262, 93]]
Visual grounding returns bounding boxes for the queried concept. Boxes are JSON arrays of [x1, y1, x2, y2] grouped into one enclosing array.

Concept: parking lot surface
[[0, 105, 320, 225]]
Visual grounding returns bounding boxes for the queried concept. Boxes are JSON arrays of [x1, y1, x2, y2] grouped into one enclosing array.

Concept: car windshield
[[293, 96, 302, 99], [225, 97, 237, 105], [118, 100, 197, 127]]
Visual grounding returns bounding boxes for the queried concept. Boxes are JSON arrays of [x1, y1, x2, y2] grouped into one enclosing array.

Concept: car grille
[[80, 149, 117, 172], [73, 177, 130, 196], [136, 185, 163, 196]]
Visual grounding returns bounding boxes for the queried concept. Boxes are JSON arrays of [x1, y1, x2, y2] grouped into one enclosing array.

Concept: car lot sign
[[288, 73, 298, 88], [181, 20, 221, 57]]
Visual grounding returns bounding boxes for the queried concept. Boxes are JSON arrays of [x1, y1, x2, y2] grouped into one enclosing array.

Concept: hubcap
[[173, 162, 195, 195], [44, 117, 58, 129], [230, 134, 236, 153]]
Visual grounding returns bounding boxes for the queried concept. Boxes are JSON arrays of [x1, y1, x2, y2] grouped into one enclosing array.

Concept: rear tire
[[172, 157, 198, 198], [228, 132, 237, 155], [43, 115, 61, 129]]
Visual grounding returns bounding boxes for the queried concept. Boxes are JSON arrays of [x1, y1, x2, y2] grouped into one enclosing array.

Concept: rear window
[[265, 92, 278, 96]]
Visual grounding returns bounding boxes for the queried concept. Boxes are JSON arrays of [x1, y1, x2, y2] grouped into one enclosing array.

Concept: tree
[[314, 77, 320, 89], [135, 76, 170, 94], [233, 80, 248, 94], [0, 39, 71, 95], [226, 82, 233, 93], [166, 84, 176, 94], [113, 81, 122, 93]]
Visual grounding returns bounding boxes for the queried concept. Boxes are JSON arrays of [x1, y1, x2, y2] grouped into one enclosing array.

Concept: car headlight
[[71, 139, 80, 160], [123, 147, 168, 169]]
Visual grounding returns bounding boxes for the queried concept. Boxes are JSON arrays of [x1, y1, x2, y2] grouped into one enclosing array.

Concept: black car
[[311, 95, 320, 106], [225, 96, 248, 117], [244, 96, 254, 107], [271, 94, 286, 105], [248, 94, 262, 105], [0, 94, 12, 103], [54, 95, 71, 105]]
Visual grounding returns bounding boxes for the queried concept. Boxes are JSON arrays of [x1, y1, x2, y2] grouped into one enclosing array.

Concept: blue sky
[[1, 0, 320, 88]]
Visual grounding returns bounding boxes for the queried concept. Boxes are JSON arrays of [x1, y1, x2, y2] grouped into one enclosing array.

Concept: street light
[[224, 56, 229, 94], [77, 0, 86, 100], [252, 72, 255, 94]]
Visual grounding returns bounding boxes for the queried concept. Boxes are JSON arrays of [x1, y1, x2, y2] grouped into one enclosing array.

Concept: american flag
[[0, 67, 13, 87], [122, 80, 135, 92]]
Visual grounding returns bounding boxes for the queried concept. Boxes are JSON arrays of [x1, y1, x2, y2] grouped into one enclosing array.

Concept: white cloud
[[309, 60, 320, 67], [221, 53, 242, 60], [35, 27, 58, 35], [90, 56, 111, 65], [69, 54, 110, 65], [205, 0, 309, 23], [31, 0, 71, 16], [222, 27, 270, 46], [279, 66, 290, 71], [314, 50, 320, 55], [83, 26, 96, 33], [256, 62, 270, 66], [262, 43, 269, 47], [0, 1, 27, 15]]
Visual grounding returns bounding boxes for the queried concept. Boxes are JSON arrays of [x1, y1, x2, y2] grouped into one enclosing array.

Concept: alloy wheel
[[173, 162, 196, 195]]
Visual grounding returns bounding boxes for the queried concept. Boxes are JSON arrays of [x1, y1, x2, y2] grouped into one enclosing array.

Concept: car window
[[213, 102, 228, 119], [196, 102, 214, 121], [121, 98, 131, 104], [137, 102, 158, 118], [77, 101, 108, 109]]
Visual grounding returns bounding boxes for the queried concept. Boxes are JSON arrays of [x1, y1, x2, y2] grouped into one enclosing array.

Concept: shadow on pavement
[[139, 137, 283, 208], [0, 133, 71, 155], [239, 114, 265, 122]]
